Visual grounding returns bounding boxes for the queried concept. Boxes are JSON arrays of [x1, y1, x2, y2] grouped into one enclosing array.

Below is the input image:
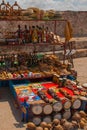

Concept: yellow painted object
[[21, 106, 27, 114], [64, 21, 73, 42]]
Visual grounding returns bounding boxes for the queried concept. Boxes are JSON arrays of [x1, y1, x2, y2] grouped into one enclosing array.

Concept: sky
[[1, 0, 87, 11]]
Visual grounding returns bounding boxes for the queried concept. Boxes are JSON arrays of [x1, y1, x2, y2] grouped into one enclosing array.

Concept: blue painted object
[[80, 100, 87, 111], [67, 75, 76, 81], [9, 80, 30, 98], [21, 100, 30, 122], [34, 96, 41, 100]]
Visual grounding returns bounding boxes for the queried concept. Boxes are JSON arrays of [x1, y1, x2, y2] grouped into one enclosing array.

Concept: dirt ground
[[74, 57, 87, 84], [0, 87, 27, 130], [0, 57, 87, 130]]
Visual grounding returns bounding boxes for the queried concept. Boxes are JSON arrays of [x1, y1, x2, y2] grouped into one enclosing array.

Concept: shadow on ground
[[14, 122, 25, 128], [0, 86, 26, 128]]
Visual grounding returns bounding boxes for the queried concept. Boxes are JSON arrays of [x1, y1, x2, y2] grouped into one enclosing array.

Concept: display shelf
[[0, 42, 64, 46], [0, 75, 53, 81]]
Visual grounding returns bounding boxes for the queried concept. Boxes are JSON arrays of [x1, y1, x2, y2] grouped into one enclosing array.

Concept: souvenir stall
[[9, 74, 87, 126], [0, 19, 87, 130]]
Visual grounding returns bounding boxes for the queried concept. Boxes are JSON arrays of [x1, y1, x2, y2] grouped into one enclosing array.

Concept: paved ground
[[74, 57, 87, 84], [0, 87, 27, 130], [61, 37, 87, 42], [0, 57, 87, 130]]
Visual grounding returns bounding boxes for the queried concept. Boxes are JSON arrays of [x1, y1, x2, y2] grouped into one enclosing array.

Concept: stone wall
[[0, 44, 62, 55], [0, 20, 66, 39], [0, 11, 87, 39], [0, 11, 87, 56], [62, 11, 87, 37]]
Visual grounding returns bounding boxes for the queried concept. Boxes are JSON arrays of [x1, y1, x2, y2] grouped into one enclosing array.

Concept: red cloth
[[17, 82, 78, 103], [63, 87, 74, 96], [46, 93, 52, 99], [32, 89, 38, 94], [57, 92, 64, 98], [18, 97, 29, 102], [41, 82, 58, 89]]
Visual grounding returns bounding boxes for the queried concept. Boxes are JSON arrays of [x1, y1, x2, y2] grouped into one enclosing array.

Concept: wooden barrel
[[79, 96, 87, 111], [32, 116, 41, 126], [43, 104, 53, 115], [32, 104, 43, 115], [82, 83, 87, 88], [53, 113, 62, 120], [62, 98, 72, 110], [53, 101, 63, 112], [43, 116, 52, 123], [62, 109, 71, 120], [72, 97, 81, 109]]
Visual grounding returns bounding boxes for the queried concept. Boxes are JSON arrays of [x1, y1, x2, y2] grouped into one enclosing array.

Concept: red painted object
[[18, 96, 29, 102]]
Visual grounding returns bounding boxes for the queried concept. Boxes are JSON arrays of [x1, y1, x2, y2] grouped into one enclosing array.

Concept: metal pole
[[53, 20, 57, 55], [63, 42, 67, 64]]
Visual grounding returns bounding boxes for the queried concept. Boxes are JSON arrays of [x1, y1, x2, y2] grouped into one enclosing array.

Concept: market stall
[[0, 18, 86, 130], [9, 76, 87, 125]]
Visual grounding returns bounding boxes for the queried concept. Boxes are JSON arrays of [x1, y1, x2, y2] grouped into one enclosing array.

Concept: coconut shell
[[27, 122, 36, 130], [72, 113, 81, 122], [53, 119, 60, 124], [71, 120, 79, 129], [40, 122, 47, 128], [84, 125, 87, 130], [68, 124, 74, 130], [54, 125, 64, 130], [44, 128, 49, 130], [52, 119, 60, 127], [60, 119, 67, 125], [79, 111, 87, 118], [79, 120, 86, 129], [47, 123, 52, 129], [63, 122, 74, 130], [35, 126, 43, 130], [81, 118, 87, 123]]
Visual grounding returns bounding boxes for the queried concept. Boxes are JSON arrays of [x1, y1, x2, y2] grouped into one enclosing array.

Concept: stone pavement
[[0, 57, 87, 130]]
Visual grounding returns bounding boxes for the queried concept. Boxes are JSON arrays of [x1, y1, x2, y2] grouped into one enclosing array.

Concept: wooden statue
[[0, 0, 8, 16], [6, 2, 11, 16], [32, 26, 38, 43], [11, 1, 22, 16]]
